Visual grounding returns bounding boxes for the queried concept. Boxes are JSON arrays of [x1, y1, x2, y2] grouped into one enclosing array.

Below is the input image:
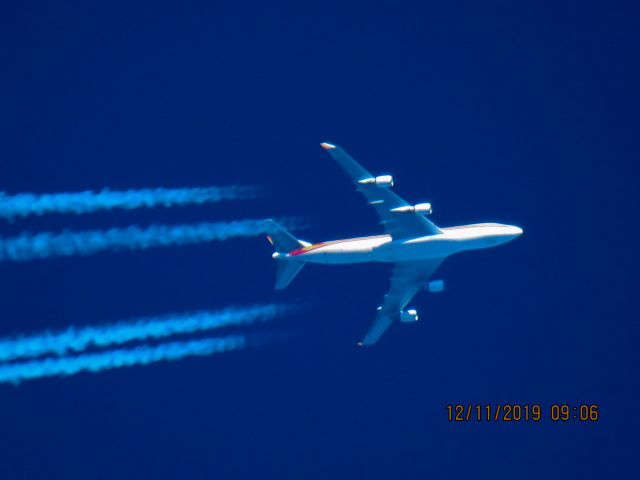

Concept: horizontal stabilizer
[[266, 219, 302, 253], [275, 260, 305, 290]]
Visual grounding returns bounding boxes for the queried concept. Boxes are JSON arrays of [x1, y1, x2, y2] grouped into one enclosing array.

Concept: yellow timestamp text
[[446, 404, 600, 422]]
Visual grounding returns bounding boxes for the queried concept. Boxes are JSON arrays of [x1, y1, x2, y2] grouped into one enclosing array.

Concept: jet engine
[[390, 202, 432, 215], [358, 175, 394, 187], [399, 309, 419, 323], [427, 279, 445, 292]]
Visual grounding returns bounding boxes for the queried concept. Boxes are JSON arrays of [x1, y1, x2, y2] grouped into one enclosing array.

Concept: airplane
[[267, 142, 523, 346]]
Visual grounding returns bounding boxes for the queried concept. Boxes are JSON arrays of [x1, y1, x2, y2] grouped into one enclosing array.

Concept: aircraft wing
[[360, 258, 445, 346], [321, 142, 441, 239]]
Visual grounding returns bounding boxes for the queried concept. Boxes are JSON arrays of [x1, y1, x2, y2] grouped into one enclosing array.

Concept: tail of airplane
[[266, 220, 308, 290]]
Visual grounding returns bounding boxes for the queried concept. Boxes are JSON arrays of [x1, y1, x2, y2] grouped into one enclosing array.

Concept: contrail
[[0, 335, 247, 384], [0, 218, 285, 262], [0, 186, 255, 220], [0, 303, 293, 362]]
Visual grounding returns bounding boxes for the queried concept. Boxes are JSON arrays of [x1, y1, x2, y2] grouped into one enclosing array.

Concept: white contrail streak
[[0, 219, 284, 262], [0, 186, 255, 220], [0, 335, 247, 384], [0, 303, 292, 362]]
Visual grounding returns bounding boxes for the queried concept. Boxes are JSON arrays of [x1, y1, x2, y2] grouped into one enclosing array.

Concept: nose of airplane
[[484, 225, 523, 247], [505, 226, 523, 243], [500, 225, 522, 245]]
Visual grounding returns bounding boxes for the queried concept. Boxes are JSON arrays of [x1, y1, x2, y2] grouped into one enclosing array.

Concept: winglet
[[320, 142, 336, 150]]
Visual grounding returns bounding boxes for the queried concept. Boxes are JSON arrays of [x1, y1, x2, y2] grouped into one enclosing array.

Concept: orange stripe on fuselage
[[288, 235, 388, 256]]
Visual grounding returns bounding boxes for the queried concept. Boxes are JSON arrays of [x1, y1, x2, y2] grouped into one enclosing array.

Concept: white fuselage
[[282, 223, 523, 264]]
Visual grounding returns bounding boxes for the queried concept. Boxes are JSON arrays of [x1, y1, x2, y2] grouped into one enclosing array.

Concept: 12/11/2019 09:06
[[446, 404, 600, 422]]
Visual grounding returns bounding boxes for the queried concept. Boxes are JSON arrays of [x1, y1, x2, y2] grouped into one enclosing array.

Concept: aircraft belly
[[372, 238, 461, 262], [295, 241, 378, 264], [299, 251, 373, 264]]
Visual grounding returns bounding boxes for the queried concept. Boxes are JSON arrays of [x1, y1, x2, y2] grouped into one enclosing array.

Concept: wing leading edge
[[360, 258, 445, 346], [320, 142, 440, 239]]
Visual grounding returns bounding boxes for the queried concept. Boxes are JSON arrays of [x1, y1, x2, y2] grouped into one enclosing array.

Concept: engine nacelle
[[427, 279, 445, 293], [399, 308, 419, 323], [358, 175, 394, 187], [390, 202, 433, 215]]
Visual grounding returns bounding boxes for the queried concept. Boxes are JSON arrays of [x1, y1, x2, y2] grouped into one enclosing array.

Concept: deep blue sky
[[0, 1, 638, 479]]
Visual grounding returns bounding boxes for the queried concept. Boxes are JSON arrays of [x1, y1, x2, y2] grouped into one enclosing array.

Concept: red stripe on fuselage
[[288, 235, 388, 256], [288, 242, 329, 256]]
